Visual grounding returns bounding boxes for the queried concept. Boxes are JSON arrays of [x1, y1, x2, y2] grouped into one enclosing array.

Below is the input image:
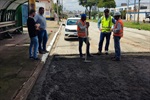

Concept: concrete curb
[[13, 24, 62, 100]]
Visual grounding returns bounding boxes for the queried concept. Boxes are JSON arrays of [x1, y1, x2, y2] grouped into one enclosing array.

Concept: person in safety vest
[[97, 9, 115, 55], [77, 14, 92, 58], [112, 11, 124, 61]]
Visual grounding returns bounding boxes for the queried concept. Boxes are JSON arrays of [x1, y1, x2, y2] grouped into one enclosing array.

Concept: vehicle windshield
[[67, 19, 79, 25]]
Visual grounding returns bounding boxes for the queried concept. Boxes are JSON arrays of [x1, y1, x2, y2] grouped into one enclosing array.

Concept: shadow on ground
[[28, 52, 150, 100]]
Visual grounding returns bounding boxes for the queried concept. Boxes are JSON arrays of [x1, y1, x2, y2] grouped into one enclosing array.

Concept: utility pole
[[137, 0, 141, 23], [57, 0, 59, 25], [134, 0, 136, 23], [127, 0, 129, 21]]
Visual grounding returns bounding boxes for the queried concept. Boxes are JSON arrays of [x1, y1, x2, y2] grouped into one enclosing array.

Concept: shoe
[[112, 58, 120, 61], [87, 54, 93, 57], [29, 56, 33, 59], [43, 50, 49, 53], [105, 51, 109, 55], [34, 57, 41, 60], [39, 50, 45, 54], [97, 51, 102, 55], [111, 56, 116, 59]]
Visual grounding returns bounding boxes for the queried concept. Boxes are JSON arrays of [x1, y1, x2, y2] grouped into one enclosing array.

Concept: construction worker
[[112, 11, 124, 61], [77, 14, 92, 58], [97, 9, 115, 55]]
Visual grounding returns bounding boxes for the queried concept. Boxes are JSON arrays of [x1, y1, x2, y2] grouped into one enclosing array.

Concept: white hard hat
[[114, 12, 121, 16]]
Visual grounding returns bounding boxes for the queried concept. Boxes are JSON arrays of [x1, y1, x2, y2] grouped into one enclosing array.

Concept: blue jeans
[[98, 32, 111, 52], [38, 30, 48, 51], [114, 36, 121, 60], [29, 36, 39, 58], [78, 37, 90, 57]]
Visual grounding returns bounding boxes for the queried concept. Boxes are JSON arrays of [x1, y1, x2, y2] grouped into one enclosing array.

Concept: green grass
[[88, 19, 150, 31], [123, 21, 150, 31]]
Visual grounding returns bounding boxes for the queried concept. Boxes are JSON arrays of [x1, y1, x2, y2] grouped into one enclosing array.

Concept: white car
[[63, 17, 80, 40]]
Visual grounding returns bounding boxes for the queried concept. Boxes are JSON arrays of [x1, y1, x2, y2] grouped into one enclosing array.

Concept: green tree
[[79, 0, 98, 19], [98, 0, 116, 8], [53, 3, 62, 15]]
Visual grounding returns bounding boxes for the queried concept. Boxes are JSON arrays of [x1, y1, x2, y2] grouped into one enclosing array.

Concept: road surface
[[27, 22, 150, 100]]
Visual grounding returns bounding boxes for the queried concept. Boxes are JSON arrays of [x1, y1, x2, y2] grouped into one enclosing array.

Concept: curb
[[13, 24, 62, 100]]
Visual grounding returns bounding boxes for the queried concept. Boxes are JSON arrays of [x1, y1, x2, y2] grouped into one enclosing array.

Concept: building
[[38, 0, 54, 20], [115, 1, 150, 22]]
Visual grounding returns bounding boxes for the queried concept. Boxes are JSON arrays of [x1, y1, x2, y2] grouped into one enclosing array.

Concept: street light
[[57, 0, 59, 25], [137, 0, 141, 23], [134, 0, 136, 23]]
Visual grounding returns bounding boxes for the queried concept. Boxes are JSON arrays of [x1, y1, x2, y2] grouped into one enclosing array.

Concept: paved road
[[27, 22, 150, 100], [53, 22, 150, 55]]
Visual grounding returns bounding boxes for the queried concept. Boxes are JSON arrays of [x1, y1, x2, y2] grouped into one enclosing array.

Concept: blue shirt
[[97, 16, 116, 29], [34, 14, 47, 30]]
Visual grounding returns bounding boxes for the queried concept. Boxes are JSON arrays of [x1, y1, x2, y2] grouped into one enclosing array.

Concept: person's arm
[[113, 22, 122, 33], [112, 18, 116, 24], [34, 14, 38, 22], [77, 21, 86, 30], [97, 17, 101, 29]]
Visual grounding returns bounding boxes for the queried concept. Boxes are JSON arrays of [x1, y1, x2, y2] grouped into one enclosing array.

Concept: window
[[67, 19, 79, 25], [140, 6, 147, 9]]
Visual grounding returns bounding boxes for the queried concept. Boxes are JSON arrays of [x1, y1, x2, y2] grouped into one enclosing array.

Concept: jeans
[[98, 32, 111, 52], [38, 30, 48, 51], [114, 36, 121, 60], [78, 37, 90, 57], [29, 36, 39, 58]]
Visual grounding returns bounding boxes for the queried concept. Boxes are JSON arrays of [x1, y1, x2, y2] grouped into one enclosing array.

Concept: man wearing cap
[[112, 11, 124, 61], [97, 9, 115, 55], [77, 14, 92, 58]]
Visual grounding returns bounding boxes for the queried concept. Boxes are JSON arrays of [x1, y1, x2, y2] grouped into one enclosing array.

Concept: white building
[[115, 1, 150, 22]]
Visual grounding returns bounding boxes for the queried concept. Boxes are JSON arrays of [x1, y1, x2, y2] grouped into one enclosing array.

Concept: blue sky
[[53, 0, 149, 11]]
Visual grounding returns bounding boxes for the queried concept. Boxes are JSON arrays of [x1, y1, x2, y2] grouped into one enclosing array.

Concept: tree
[[79, 0, 98, 19], [53, 3, 62, 15], [98, 0, 116, 8]]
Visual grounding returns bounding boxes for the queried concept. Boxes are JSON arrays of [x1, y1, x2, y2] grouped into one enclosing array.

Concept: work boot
[[39, 50, 45, 54], [87, 54, 93, 57], [97, 51, 102, 55], [112, 57, 120, 61], [105, 51, 109, 55], [44, 50, 49, 53]]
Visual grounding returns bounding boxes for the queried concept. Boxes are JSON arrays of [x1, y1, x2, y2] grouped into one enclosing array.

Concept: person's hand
[[110, 28, 113, 32], [35, 24, 40, 30], [99, 28, 102, 31], [86, 22, 90, 27]]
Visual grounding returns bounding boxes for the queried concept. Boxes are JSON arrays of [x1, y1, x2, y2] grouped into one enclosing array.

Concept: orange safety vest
[[77, 20, 86, 38], [113, 19, 124, 37]]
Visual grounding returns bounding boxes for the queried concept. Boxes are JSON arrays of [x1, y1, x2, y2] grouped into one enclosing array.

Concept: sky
[[53, 0, 149, 11]]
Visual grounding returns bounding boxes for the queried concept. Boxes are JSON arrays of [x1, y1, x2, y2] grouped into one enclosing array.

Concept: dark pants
[[114, 36, 121, 60], [78, 37, 90, 57], [38, 30, 48, 51], [98, 32, 111, 52]]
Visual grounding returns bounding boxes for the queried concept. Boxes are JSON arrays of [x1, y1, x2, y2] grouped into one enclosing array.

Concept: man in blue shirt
[[34, 7, 48, 54], [97, 9, 115, 55]]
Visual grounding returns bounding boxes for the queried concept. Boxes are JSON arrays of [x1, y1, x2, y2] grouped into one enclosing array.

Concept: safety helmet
[[114, 11, 121, 16]]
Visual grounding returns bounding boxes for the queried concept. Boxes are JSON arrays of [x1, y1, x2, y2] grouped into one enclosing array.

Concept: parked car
[[63, 17, 80, 40]]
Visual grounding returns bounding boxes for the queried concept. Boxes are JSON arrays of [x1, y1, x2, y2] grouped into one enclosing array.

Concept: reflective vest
[[113, 19, 124, 37], [77, 20, 86, 37], [101, 16, 113, 32]]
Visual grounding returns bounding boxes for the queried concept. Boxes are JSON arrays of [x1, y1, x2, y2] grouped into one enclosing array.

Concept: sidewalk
[[0, 21, 59, 100]]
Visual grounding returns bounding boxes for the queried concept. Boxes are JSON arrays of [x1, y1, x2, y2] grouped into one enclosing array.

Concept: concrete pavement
[[53, 22, 150, 55]]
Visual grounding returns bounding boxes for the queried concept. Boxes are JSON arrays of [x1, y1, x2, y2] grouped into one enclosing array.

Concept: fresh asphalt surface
[[27, 22, 150, 100]]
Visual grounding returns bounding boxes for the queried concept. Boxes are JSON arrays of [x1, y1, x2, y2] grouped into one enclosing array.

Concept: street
[[27, 22, 150, 100]]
